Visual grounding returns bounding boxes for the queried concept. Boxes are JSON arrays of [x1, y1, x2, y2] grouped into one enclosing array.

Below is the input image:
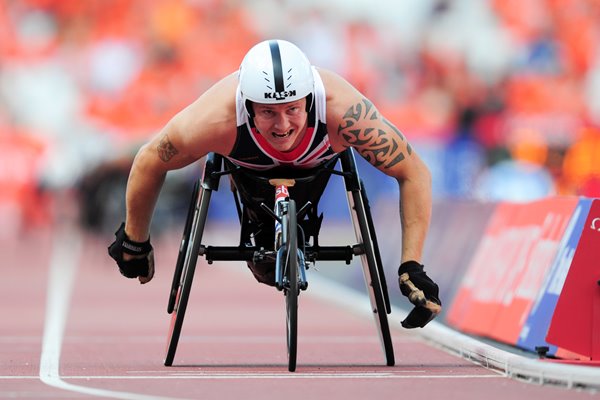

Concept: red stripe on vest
[[250, 127, 315, 162]]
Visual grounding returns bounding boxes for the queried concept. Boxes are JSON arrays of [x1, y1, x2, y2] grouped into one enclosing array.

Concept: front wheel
[[283, 199, 299, 372]]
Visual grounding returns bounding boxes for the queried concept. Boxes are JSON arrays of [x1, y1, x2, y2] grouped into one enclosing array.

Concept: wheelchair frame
[[163, 148, 395, 370]]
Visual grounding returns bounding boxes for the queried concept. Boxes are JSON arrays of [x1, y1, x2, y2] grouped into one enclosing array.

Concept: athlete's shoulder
[[315, 68, 358, 94], [315, 68, 364, 133], [170, 72, 239, 157], [199, 72, 238, 109], [184, 72, 237, 123]]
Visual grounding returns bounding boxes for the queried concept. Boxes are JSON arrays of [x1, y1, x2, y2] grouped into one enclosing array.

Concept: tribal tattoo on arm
[[157, 134, 179, 162], [337, 98, 412, 169]]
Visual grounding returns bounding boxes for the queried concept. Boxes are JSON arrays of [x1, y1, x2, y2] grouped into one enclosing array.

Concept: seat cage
[[198, 151, 362, 265]]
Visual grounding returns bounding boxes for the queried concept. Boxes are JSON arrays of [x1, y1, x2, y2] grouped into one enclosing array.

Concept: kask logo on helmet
[[264, 90, 296, 100]]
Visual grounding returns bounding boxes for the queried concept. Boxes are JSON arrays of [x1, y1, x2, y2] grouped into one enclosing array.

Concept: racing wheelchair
[[163, 148, 394, 372]]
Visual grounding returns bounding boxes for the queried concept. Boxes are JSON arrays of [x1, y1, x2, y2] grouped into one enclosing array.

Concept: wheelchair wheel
[[349, 189, 395, 366], [164, 184, 212, 367], [359, 182, 391, 313], [283, 199, 298, 372], [339, 149, 394, 366], [168, 181, 199, 314]]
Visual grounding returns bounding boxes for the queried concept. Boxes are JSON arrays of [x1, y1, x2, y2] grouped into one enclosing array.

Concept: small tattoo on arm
[[337, 99, 411, 169], [157, 134, 179, 162]]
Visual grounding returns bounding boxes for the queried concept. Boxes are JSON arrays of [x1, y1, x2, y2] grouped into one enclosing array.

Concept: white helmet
[[239, 39, 314, 116]]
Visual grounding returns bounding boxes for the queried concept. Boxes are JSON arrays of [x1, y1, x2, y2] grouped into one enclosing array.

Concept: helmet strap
[[245, 99, 255, 118], [305, 94, 314, 113]]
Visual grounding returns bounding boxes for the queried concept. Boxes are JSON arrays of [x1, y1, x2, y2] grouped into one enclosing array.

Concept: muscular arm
[[336, 98, 432, 262], [323, 69, 431, 263], [124, 129, 196, 242], [124, 73, 238, 242]]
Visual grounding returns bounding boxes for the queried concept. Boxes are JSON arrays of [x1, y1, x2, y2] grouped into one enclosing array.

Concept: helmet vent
[[261, 71, 272, 90]]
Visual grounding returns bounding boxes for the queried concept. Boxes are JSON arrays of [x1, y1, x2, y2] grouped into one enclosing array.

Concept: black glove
[[108, 222, 155, 284], [398, 261, 441, 329]]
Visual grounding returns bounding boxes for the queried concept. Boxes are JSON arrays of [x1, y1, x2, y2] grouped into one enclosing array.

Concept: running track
[[1, 224, 596, 399]]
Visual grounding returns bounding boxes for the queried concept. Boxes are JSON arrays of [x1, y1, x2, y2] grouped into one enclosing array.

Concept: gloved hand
[[398, 261, 441, 329], [108, 222, 155, 284]]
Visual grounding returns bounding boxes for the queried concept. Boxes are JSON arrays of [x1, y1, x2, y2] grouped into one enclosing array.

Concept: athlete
[[108, 39, 441, 328]]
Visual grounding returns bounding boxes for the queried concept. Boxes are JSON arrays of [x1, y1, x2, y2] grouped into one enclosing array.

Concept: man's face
[[252, 98, 308, 153]]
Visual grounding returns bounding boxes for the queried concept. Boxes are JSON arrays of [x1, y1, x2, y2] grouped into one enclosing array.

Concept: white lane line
[[38, 227, 184, 400], [9, 374, 502, 380]]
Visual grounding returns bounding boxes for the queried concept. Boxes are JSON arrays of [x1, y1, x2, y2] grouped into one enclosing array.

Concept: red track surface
[[1, 225, 595, 399]]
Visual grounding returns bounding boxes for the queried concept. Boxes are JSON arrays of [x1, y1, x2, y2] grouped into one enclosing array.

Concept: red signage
[[547, 199, 600, 360], [447, 198, 578, 346]]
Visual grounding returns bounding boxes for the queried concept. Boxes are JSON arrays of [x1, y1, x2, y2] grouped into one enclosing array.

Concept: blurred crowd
[[1, 0, 600, 236]]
